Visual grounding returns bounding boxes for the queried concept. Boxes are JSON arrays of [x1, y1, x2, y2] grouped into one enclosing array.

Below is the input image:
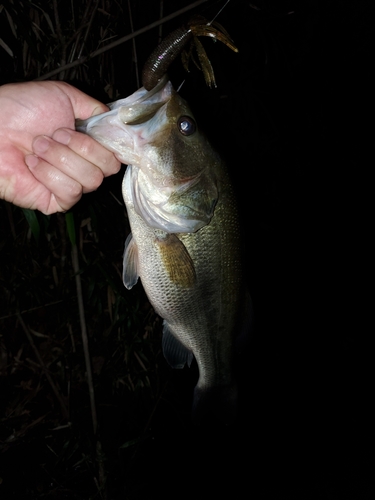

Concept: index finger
[[52, 128, 121, 177]]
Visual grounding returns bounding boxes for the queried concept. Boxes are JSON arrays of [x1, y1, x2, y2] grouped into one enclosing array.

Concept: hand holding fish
[[0, 81, 121, 214]]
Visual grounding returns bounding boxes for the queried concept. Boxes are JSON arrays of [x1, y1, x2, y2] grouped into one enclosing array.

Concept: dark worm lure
[[141, 16, 238, 91]]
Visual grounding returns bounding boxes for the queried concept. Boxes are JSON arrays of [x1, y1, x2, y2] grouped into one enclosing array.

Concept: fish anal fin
[[156, 234, 196, 288], [123, 233, 139, 289], [162, 321, 194, 369]]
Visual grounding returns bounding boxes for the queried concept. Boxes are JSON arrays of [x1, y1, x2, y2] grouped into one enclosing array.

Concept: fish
[[76, 21, 250, 424]]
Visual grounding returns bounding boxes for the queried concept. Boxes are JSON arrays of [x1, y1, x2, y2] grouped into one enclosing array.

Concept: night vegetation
[[3, 1, 371, 499]]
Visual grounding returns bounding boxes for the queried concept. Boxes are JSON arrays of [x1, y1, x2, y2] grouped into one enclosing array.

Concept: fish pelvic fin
[[122, 233, 139, 289], [162, 321, 194, 369], [192, 383, 238, 426], [156, 233, 196, 288]]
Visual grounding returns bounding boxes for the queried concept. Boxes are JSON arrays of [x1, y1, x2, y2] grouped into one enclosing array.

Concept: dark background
[[0, 0, 372, 498]]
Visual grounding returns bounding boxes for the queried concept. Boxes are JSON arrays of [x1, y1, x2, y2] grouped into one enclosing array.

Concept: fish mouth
[[75, 76, 173, 165], [76, 75, 170, 129], [114, 75, 171, 125]]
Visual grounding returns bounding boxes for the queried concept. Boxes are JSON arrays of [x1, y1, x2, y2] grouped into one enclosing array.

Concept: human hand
[[0, 81, 121, 214]]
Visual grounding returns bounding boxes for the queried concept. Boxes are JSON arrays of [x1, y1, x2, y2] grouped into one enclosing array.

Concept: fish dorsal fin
[[162, 321, 194, 369], [122, 233, 139, 289], [155, 233, 196, 288]]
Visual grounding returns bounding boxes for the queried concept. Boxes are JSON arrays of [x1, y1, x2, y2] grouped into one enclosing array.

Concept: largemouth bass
[[76, 76, 248, 423]]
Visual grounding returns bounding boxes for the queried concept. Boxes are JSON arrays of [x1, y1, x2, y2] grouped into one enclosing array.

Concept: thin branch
[[96, 439, 108, 500], [53, 0, 67, 79], [127, 0, 140, 88], [53, 0, 63, 44], [77, 0, 100, 60], [0, 300, 64, 321], [71, 243, 98, 436], [67, 1, 93, 63], [35, 0, 209, 81], [158, 0, 164, 43], [17, 311, 69, 420]]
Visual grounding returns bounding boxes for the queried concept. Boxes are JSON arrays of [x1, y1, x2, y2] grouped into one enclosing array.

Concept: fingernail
[[25, 154, 39, 169], [33, 136, 50, 154], [91, 105, 108, 117], [53, 129, 72, 145]]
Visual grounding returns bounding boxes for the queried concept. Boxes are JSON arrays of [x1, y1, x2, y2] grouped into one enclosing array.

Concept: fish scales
[[76, 77, 248, 423], [123, 156, 243, 421]]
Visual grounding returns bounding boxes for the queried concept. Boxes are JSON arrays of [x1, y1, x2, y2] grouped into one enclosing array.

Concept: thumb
[[90, 103, 109, 117], [56, 81, 109, 120]]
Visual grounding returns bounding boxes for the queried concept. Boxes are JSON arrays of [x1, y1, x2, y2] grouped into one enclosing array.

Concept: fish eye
[[178, 116, 196, 136]]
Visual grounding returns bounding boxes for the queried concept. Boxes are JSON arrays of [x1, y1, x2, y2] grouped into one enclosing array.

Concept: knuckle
[[92, 168, 104, 188], [78, 134, 95, 157], [85, 168, 104, 192], [103, 154, 122, 175], [69, 181, 83, 199], [74, 131, 121, 176], [59, 154, 69, 166], [111, 158, 122, 174]]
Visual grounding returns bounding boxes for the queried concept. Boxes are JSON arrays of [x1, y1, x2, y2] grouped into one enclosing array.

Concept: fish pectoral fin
[[162, 321, 194, 369], [122, 232, 139, 289], [156, 233, 196, 288]]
